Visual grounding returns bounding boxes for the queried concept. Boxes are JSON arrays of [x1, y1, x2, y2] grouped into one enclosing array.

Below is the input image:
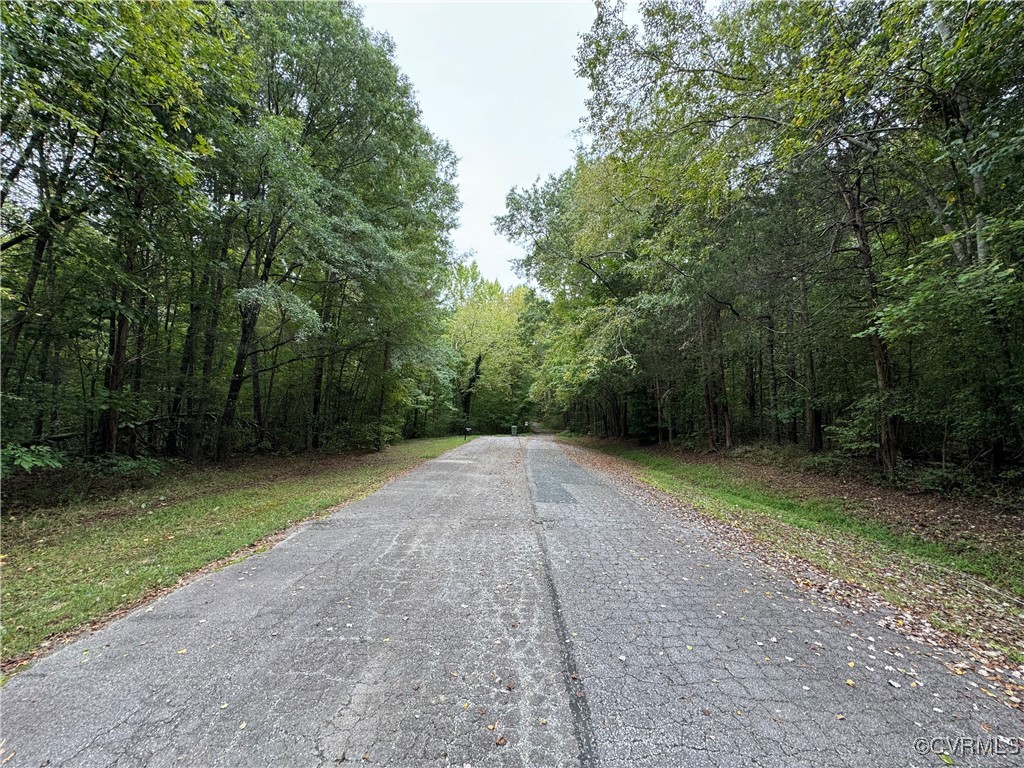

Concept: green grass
[[1, 436, 469, 667], [582, 443, 1023, 599]]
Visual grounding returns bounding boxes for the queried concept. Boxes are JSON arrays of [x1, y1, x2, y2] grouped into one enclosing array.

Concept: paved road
[[2, 436, 1021, 767]]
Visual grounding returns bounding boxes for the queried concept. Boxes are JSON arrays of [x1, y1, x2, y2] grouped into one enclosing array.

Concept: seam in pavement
[[520, 436, 599, 768]]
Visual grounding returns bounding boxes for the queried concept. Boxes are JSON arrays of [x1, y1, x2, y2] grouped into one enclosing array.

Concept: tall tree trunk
[[805, 347, 823, 452], [309, 287, 334, 450], [654, 376, 663, 445], [712, 307, 732, 449], [765, 312, 781, 445], [802, 277, 823, 452], [2, 131, 79, 388], [374, 335, 391, 451], [2, 221, 51, 388], [745, 356, 757, 420], [216, 218, 280, 459], [461, 353, 483, 422], [167, 270, 204, 455], [841, 172, 899, 477], [127, 293, 148, 457], [250, 340, 265, 447], [186, 268, 224, 462], [33, 338, 51, 440], [786, 307, 798, 444], [665, 384, 673, 447], [216, 303, 260, 460], [310, 351, 326, 450]]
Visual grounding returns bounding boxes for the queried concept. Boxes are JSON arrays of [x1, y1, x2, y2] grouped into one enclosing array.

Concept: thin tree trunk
[[802, 277, 823, 452], [127, 292, 148, 457], [216, 303, 259, 460], [250, 341, 265, 447], [186, 267, 224, 462], [309, 288, 333, 449], [98, 292, 131, 453], [654, 376, 663, 445], [765, 313, 781, 445], [842, 173, 898, 476], [168, 270, 203, 455], [1, 221, 51, 387], [374, 334, 390, 451], [786, 307, 798, 444]]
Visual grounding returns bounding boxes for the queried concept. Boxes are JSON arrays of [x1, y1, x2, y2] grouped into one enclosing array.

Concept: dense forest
[[3, 0, 1023, 489], [498, 0, 1024, 482], [1, 0, 535, 472]]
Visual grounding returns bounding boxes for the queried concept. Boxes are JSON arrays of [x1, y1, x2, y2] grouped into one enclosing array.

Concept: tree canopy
[[3, 0, 1022, 488], [497, 0, 1024, 479], [1, 0, 463, 462]]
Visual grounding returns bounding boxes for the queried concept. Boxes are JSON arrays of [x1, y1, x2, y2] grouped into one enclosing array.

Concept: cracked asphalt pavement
[[2, 436, 1022, 767]]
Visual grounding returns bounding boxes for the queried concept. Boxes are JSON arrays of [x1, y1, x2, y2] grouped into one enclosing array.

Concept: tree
[[1, 0, 459, 461], [497, 0, 1024, 481]]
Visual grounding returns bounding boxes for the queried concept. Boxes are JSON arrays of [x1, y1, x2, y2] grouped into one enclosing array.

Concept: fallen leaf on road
[[239, 722, 246, 730], [177, 648, 187, 654], [495, 736, 507, 747], [845, 679, 855, 686]]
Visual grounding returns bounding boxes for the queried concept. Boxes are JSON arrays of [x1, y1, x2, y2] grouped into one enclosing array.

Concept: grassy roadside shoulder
[[1, 436, 470, 672], [563, 437, 1024, 668]]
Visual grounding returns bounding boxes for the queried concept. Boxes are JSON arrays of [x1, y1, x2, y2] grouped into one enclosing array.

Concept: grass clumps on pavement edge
[[1, 436, 469, 671]]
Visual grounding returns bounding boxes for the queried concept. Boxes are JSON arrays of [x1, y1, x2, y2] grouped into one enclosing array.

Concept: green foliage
[[497, 0, 1024, 476], [446, 262, 537, 433], [77, 454, 162, 479], [0, 445, 64, 475], [1, 1, 459, 460]]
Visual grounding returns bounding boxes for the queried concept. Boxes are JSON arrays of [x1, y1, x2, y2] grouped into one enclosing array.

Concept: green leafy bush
[[78, 454, 162, 478], [1, 445, 65, 475]]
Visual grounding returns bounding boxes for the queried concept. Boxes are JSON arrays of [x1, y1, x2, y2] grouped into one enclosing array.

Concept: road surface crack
[[521, 438, 599, 768]]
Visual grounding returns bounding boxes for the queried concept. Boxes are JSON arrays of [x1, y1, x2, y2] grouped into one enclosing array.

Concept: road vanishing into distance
[[3, 436, 1022, 767]]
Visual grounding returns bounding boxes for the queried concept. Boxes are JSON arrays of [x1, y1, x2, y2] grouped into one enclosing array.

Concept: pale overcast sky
[[360, 0, 597, 288]]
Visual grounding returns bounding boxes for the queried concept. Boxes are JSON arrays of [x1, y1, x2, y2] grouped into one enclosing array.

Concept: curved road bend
[[2, 436, 1021, 767]]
